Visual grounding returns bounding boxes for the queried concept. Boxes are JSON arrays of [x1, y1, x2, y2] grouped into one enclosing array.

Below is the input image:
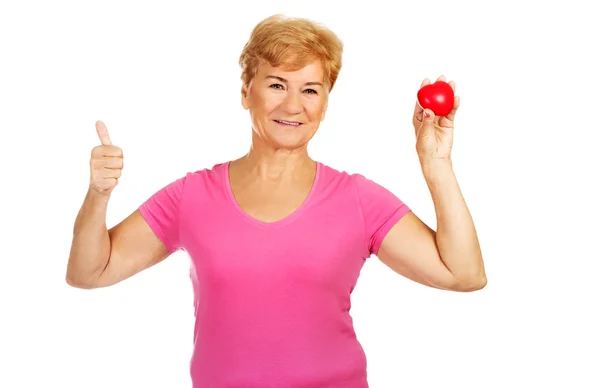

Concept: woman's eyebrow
[[265, 75, 323, 87]]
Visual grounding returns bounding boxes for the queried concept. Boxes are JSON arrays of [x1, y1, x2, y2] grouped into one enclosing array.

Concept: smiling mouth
[[274, 119, 303, 127]]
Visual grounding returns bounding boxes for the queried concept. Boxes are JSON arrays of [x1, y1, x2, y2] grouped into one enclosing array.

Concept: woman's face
[[242, 60, 328, 151]]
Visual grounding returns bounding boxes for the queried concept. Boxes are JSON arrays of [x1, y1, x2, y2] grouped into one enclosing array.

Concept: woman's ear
[[241, 84, 249, 110]]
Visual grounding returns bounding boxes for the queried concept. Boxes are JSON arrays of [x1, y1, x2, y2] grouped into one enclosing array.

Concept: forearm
[[421, 159, 486, 286], [66, 188, 112, 287]]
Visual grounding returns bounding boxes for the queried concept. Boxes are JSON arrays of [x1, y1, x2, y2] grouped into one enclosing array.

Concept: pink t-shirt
[[139, 161, 410, 387]]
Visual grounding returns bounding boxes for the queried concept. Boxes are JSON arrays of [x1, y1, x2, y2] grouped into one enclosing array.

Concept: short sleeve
[[138, 175, 187, 254], [354, 174, 411, 256]]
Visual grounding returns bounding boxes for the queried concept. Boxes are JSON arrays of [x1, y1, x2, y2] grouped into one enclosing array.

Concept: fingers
[[91, 144, 123, 158], [445, 95, 460, 122], [91, 164, 122, 178], [448, 80, 456, 93], [89, 149, 123, 194], [90, 153, 124, 169], [95, 120, 112, 145]]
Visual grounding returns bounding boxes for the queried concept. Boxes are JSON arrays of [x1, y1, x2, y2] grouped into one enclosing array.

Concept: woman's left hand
[[412, 75, 459, 163]]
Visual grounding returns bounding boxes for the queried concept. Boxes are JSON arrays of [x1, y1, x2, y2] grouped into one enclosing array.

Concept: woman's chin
[[268, 132, 311, 149]]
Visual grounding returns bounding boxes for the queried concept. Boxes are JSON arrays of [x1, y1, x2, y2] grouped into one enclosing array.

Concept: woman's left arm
[[376, 76, 486, 292], [377, 160, 486, 292]]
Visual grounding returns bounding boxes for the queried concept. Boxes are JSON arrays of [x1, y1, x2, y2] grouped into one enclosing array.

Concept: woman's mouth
[[274, 119, 303, 127]]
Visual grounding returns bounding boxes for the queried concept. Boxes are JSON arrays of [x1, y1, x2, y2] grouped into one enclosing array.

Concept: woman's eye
[[268, 84, 317, 94]]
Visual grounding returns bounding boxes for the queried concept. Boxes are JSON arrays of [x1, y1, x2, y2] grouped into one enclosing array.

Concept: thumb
[[422, 109, 434, 124], [418, 109, 434, 133], [95, 120, 112, 145]]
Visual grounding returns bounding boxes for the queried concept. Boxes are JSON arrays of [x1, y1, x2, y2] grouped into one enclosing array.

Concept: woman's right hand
[[89, 120, 123, 196]]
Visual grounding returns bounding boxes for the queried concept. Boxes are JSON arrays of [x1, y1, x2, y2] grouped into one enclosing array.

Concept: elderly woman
[[67, 14, 486, 388]]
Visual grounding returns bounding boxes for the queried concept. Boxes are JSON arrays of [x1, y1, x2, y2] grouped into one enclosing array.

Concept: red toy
[[417, 80, 455, 116]]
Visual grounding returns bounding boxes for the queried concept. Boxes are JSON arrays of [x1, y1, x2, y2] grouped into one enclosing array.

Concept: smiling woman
[[66, 13, 486, 388], [238, 15, 341, 153], [241, 61, 328, 150]]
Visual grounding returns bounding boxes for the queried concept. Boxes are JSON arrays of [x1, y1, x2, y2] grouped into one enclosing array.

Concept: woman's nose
[[281, 91, 303, 114]]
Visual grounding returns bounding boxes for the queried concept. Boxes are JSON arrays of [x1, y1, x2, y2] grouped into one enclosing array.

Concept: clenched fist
[[89, 121, 123, 196]]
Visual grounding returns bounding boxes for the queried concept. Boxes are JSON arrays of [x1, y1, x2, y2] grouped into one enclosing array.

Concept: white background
[[1, 0, 598, 387]]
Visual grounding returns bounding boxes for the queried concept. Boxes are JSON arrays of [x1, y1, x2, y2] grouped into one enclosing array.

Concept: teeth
[[276, 120, 300, 126]]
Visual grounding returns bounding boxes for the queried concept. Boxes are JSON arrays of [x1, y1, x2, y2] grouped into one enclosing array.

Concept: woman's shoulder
[[155, 160, 230, 198], [317, 161, 369, 186], [317, 161, 399, 201], [182, 160, 229, 181]]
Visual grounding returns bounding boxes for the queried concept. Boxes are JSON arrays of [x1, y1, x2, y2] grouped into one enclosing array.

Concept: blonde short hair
[[239, 14, 343, 91]]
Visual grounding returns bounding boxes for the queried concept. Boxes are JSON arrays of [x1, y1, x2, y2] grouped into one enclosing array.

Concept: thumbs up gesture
[[89, 121, 123, 196]]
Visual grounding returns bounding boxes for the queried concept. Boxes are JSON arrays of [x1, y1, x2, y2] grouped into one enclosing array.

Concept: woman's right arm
[[66, 121, 169, 289], [66, 191, 169, 289]]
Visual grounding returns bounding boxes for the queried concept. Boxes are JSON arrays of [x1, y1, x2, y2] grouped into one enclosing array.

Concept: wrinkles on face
[[242, 61, 329, 152]]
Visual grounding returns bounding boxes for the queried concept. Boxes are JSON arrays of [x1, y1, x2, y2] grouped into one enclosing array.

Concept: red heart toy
[[417, 80, 455, 116]]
